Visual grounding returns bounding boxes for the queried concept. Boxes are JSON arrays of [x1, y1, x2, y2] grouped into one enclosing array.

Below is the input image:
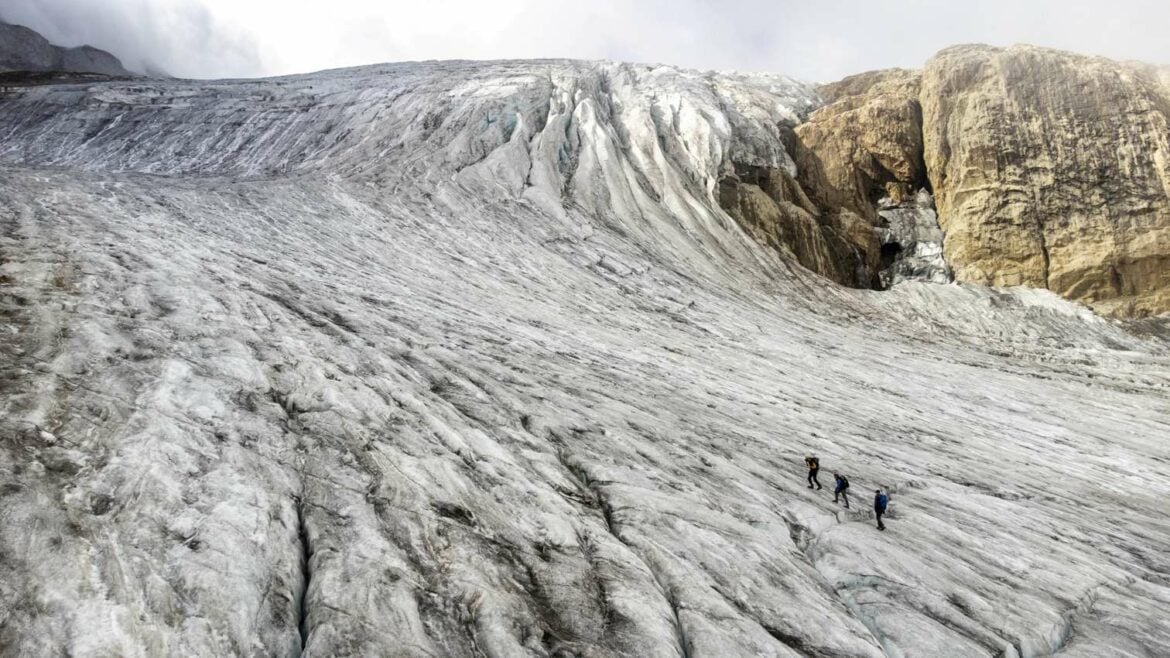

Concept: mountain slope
[[0, 20, 130, 76], [1, 60, 1168, 657]]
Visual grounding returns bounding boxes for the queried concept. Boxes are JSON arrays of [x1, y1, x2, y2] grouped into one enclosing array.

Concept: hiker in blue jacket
[[833, 473, 850, 508], [874, 489, 889, 531]]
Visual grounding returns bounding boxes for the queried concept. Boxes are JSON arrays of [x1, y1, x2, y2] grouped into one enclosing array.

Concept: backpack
[[807, 456, 819, 469], [839, 476, 849, 489]]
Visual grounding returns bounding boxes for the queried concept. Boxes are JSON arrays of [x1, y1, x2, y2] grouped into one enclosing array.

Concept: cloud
[[2, 0, 1168, 81]]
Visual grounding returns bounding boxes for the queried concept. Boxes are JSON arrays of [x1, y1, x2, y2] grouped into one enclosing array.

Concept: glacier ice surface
[[0, 60, 1168, 657]]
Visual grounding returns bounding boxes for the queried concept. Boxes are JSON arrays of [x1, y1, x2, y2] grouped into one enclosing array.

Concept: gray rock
[[0, 20, 130, 76], [0, 21, 58, 71], [60, 45, 130, 76]]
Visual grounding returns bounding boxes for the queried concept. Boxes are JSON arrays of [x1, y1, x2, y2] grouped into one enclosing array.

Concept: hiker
[[874, 489, 889, 531], [805, 456, 822, 489], [833, 473, 850, 508]]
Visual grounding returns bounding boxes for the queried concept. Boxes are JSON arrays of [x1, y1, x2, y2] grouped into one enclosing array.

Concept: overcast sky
[[2, 0, 1169, 80]]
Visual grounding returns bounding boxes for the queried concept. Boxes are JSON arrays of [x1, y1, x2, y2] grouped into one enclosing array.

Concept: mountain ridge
[[0, 20, 131, 77]]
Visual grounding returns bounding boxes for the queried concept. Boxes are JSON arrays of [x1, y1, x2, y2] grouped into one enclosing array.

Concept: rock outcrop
[[920, 45, 1170, 317], [793, 46, 1170, 317], [712, 70, 932, 290], [717, 159, 881, 289], [0, 21, 130, 76], [795, 69, 927, 219], [746, 67, 945, 290]]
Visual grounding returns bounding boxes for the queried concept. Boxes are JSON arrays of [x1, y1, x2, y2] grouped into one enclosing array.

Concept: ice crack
[[293, 495, 312, 655]]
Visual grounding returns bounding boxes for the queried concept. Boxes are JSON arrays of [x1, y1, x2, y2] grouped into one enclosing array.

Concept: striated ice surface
[[0, 60, 1168, 657]]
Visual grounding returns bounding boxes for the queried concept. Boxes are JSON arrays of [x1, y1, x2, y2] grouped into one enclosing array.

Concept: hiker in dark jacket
[[805, 456, 822, 489], [874, 489, 889, 530], [833, 473, 850, 508]]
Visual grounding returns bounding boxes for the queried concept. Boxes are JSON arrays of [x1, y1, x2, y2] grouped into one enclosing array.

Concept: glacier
[[0, 60, 1168, 657]]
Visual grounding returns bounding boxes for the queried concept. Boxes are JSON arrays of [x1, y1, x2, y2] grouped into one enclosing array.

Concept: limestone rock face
[[920, 45, 1170, 317], [740, 68, 940, 290], [797, 45, 1170, 316], [709, 74, 885, 290], [795, 69, 927, 219], [717, 160, 880, 288]]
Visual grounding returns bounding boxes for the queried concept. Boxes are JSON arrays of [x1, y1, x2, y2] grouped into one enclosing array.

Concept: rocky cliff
[[795, 69, 927, 219], [0, 21, 130, 76], [716, 159, 881, 288], [921, 45, 1170, 318], [714, 69, 927, 290], [787, 68, 950, 289], [799, 45, 1170, 317]]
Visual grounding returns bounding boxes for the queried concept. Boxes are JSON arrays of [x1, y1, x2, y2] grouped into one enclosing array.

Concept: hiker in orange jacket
[[805, 456, 822, 489]]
